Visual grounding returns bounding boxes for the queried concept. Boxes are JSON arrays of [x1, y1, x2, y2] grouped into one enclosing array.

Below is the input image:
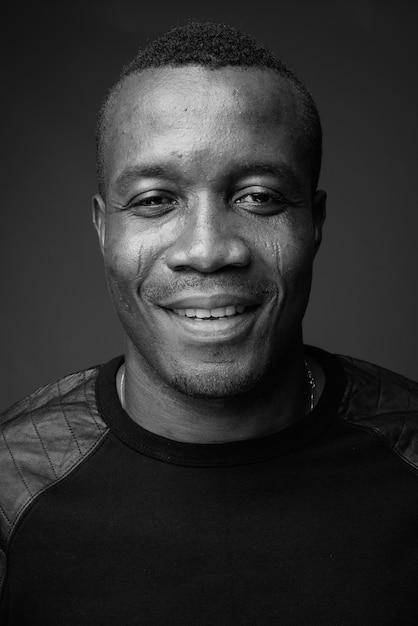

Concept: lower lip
[[163, 308, 259, 343]]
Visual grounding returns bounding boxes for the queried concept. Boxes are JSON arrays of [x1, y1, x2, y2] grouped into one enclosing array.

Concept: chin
[[170, 367, 261, 400]]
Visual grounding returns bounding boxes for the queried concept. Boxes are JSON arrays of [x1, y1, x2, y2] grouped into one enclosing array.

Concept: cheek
[[105, 221, 161, 281], [261, 217, 314, 278], [105, 253, 135, 314], [103, 226, 161, 312]]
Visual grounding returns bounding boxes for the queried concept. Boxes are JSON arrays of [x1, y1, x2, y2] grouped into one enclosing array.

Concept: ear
[[312, 189, 326, 255], [92, 194, 106, 255]]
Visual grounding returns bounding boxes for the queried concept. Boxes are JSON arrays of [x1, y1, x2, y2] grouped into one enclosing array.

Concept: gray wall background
[[2, 0, 418, 410]]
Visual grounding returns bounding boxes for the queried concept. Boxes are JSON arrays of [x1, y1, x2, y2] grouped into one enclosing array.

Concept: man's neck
[[117, 343, 324, 444]]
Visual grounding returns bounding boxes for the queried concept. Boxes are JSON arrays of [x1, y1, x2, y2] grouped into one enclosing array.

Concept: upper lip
[[159, 293, 261, 310]]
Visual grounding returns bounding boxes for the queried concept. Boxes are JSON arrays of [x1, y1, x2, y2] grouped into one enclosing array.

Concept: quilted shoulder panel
[[0, 367, 109, 545], [337, 355, 418, 473]]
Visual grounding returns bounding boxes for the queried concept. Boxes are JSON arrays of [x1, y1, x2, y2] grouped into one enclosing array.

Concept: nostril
[[166, 234, 251, 273]]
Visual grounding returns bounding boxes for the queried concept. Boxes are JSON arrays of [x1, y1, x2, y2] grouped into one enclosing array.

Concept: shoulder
[[337, 354, 418, 415], [335, 353, 418, 473], [0, 365, 109, 544]]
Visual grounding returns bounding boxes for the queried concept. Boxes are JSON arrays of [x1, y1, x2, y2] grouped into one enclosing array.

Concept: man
[[1, 20, 417, 625]]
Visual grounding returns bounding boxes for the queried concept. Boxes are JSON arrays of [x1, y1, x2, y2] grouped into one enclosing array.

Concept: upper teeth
[[173, 305, 245, 318]]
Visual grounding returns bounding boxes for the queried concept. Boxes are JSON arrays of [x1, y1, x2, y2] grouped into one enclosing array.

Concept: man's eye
[[234, 189, 287, 214], [136, 195, 175, 206], [127, 193, 178, 216], [236, 192, 274, 203]]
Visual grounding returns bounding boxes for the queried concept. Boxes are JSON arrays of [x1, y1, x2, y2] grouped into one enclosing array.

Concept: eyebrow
[[231, 163, 303, 192], [112, 161, 303, 197], [113, 165, 174, 197]]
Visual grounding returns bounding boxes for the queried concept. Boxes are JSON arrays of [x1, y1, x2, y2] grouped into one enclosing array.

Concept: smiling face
[[94, 65, 325, 398]]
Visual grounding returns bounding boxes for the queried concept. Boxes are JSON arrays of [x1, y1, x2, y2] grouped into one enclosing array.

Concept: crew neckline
[[96, 346, 346, 467]]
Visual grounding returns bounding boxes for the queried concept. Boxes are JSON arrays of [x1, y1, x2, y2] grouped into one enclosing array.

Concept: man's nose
[[165, 201, 251, 273]]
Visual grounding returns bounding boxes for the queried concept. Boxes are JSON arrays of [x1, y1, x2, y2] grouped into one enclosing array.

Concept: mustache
[[142, 274, 277, 302]]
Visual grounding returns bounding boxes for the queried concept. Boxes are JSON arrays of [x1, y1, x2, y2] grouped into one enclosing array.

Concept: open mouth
[[172, 304, 248, 320], [163, 301, 260, 342]]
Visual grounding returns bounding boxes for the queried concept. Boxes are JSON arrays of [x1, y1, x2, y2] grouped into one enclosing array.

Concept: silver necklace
[[119, 364, 126, 410], [119, 362, 316, 412], [305, 360, 316, 412]]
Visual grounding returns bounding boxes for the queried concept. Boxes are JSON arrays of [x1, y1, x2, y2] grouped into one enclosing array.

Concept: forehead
[[105, 66, 306, 185]]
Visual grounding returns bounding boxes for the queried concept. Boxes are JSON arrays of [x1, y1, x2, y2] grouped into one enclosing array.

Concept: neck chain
[[118, 362, 316, 413], [119, 364, 126, 410], [305, 360, 316, 412]]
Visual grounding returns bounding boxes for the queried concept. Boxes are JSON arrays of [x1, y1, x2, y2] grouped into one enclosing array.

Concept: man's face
[[94, 66, 325, 398]]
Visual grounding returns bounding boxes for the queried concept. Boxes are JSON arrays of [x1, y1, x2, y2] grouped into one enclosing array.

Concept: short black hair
[[96, 20, 322, 197]]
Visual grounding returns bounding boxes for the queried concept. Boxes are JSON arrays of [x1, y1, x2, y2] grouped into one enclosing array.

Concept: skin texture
[[93, 66, 326, 442]]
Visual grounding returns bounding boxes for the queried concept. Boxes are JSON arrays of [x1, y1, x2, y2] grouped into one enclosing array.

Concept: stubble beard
[[170, 365, 261, 400]]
